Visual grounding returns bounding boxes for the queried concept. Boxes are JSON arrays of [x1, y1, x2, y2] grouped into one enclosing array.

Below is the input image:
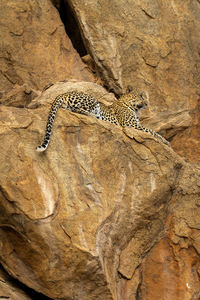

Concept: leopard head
[[118, 90, 149, 111]]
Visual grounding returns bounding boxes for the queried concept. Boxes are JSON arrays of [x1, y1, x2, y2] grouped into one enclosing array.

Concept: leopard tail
[[36, 94, 67, 152]]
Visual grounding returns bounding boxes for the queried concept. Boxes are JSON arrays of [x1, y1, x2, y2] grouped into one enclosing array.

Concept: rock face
[[0, 81, 200, 299], [1, 0, 200, 299], [66, 0, 200, 163], [0, 0, 94, 94], [0, 266, 32, 300]]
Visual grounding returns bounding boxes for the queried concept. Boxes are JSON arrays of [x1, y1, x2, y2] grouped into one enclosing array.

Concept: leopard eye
[[139, 93, 144, 99], [137, 103, 143, 109]]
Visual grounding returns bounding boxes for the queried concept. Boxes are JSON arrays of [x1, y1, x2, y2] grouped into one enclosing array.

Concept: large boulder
[[0, 81, 200, 299], [0, 0, 94, 94], [65, 0, 200, 163]]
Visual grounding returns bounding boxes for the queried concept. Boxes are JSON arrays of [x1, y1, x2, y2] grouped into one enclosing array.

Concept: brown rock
[[139, 238, 200, 300], [0, 0, 95, 94], [1, 81, 200, 299], [0, 84, 40, 108], [134, 162, 200, 300], [0, 266, 32, 300], [66, 0, 200, 163]]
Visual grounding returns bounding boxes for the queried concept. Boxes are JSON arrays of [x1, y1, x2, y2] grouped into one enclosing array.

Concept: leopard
[[36, 89, 169, 152]]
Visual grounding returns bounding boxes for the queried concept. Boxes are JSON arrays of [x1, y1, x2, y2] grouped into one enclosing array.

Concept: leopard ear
[[126, 86, 133, 93]]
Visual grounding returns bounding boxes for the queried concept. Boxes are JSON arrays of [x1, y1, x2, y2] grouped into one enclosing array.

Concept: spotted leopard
[[36, 89, 169, 152]]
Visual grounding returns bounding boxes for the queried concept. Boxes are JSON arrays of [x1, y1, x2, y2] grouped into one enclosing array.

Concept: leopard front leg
[[135, 124, 170, 146]]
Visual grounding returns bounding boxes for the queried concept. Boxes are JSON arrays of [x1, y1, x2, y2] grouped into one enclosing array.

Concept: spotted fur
[[36, 89, 169, 152]]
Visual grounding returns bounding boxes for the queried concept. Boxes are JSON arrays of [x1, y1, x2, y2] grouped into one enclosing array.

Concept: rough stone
[[1, 0, 200, 297], [0, 266, 32, 300], [0, 81, 200, 299], [66, 0, 200, 163], [0, 0, 95, 94], [140, 238, 200, 300], [0, 84, 40, 108]]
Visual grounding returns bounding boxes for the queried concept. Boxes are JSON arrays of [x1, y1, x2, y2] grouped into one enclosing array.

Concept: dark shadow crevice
[[0, 264, 53, 300], [52, 0, 87, 57]]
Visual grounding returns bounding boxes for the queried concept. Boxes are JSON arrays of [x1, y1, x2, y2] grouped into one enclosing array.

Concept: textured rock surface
[[0, 81, 200, 299], [0, 266, 32, 300], [0, 0, 94, 94], [137, 161, 200, 300], [66, 0, 200, 163], [0, 84, 40, 108], [1, 0, 200, 299]]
